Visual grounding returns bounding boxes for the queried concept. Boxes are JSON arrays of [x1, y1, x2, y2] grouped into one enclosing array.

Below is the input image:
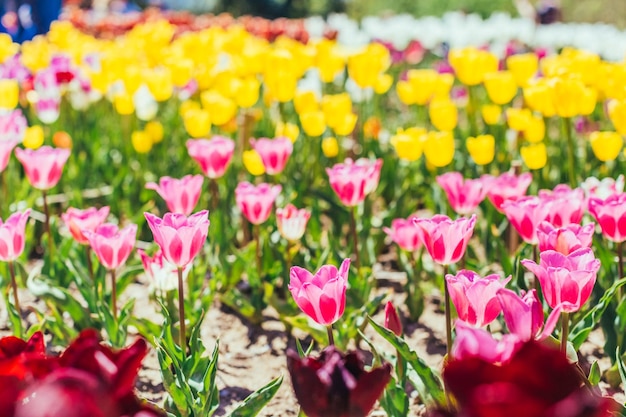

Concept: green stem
[[8, 261, 20, 315], [562, 117, 577, 187], [255, 224, 262, 278], [618, 241, 624, 299], [467, 86, 479, 137], [110, 268, 117, 321], [327, 324, 334, 346], [443, 264, 452, 358], [178, 266, 186, 358], [561, 312, 570, 354], [42, 191, 54, 262], [350, 206, 361, 271]]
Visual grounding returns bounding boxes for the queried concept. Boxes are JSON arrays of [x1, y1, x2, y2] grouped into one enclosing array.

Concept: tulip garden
[[2, 6, 626, 417]]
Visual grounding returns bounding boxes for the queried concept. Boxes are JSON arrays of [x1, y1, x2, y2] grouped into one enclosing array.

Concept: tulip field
[[3, 6, 626, 417]]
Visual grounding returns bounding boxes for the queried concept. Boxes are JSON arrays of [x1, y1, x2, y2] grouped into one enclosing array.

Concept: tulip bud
[[384, 301, 403, 336], [300, 111, 326, 137], [23, 125, 45, 150], [484, 71, 518, 105], [520, 142, 547, 170], [131, 130, 152, 153], [321, 136, 339, 158], [590, 131, 623, 162], [506, 53, 538, 86], [242, 149, 266, 176], [0, 79, 19, 110], [145, 120, 164, 144], [424, 131, 455, 167], [183, 108, 211, 138], [429, 99, 458, 131], [481, 104, 502, 125], [466, 134, 495, 166]]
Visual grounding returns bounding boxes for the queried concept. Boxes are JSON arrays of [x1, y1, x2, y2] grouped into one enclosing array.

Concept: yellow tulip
[[403, 69, 438, 105], [322, 136, 339, 158], [113, 93, 134, 116], [423, 131, 455, 167], [590, 131, 623, 162], [0, 33, 18, 64], [374, 73, 393, 94], [433, 73, 455, 100], [23, 126, 44, 150], [243, 149, 265, 175], [0, 79, 19, 110], [483, 71, 518, 105], [294, 90, 319, 115], [183, 108, 211, 138], [145, 120, 164, 144], [608, 99, 626, 135], [505, 108, 532, 131], [145, 68, 174, 102], [448, 47, 498, 86], [131, 130, 153, 153], [466, 134, 495, 165], [201, 91, 237, 126], [396, 81, 416, 105], [506, 53, 538, 86], [235, 78, 260, 108], [265, 73, 297, 103], [276, 122, 300, 143], [520, 142, 547, 170], [332, 113, 358, 136], [390, 128, 426, 161], [579, 87, 597, 116], [322, 94, 352, 122], [347, 43, 391, 89], [166, 58, 194, 87], [300, 111, 326, 137], [524, 80, 556, 117], [429, 99, 458, 132], [523, 116, 545, 143], [481, 104, 502, 125], [316, 40, 345, 83], [553, 77, 595, 118], [20, 36, 52, 72], [179, 100, 201, 117]]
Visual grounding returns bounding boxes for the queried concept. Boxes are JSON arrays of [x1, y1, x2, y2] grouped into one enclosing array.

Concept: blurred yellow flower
[[390, 127, 426, 161], [506, 53, 538, 86], [145, 68, 174, 102], [553, 77, 596, 118], [243, 149, 265, 175], [608, 99, 626, 135], [520, 142, 547, 169], [448, 47, 498, 86], [374, 73, 393, 94], [294, 90, 319, 115], [423, 131, 455, 167], [524, 80, 556, 117], [316, 39, 345, 83], [300, 111, 326, 137], [23, 126, 44, 149], [21, 36, 52, 72], [0, 79, 19, 110], [348, 43, 391, 89], [481, 104, 502, 125], [179, 100, 200, 117], [397, 69, 439, 105], [235, 78, 260, 108], [113, 93, 134, 116], [483, 71, 518, 105], [276, 122, 300, 143], [590, 131, 623, 162], [364, 117, 382, 140], [506, 108, 531, 131], [322, 136, 339, 158], [466, 134, 495, 165], [0, 33, 18, 64], [183, 108, 211, 138], [132, 130, 153, 153], [429, 99, 458, 131], [145, 120, 164, 144], [201, 91, 237, 126], [523, 116, 545, 143], [332, 113, 357, 136]]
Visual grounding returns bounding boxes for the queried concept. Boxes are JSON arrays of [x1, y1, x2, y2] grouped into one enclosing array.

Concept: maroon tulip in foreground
[[287, 347, 392, 417]]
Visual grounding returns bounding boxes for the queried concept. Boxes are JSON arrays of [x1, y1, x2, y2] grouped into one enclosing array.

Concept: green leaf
[[570, 277, 626, 350], [295, 338, 314, 358], [617, 348, 626, 397], [588, 361, 601, 386], [368, 316, 445, 407], [228, 375, 283, 417]]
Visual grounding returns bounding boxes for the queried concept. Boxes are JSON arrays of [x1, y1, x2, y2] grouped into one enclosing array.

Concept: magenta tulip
[[186, 136, 235, 178], [446, 270, 511, 328], [276, 204, 311, 242], [0, 139, 18, 173], [497, 288, 561, 341], [0, 209, 31, 262], [326, 158, 381, 207], [0, 109, 27, 143], [588, 193, 626, 242], [521, 248, 600, 312], [356, 158, 383, 194], [536, 222, 595, 255], [83, 223, 137, 270], [502, 196, 552, 244], [61, 207, 110, 245], [289, 259, 350, 326], [538, 184, 584, 227], [235, 182, 282, 225], [252, 136, 293, 175], [146, 174, 204, 216], [384, 217, 423, 252], [144, 210, 209, 268], [436, 172, 487, 215], [413, 214, 476, 265], [451, 321, 522, 364], [482, 171, 532, 212], [384, 301, 403, 336], [14, 146, 71, 190]]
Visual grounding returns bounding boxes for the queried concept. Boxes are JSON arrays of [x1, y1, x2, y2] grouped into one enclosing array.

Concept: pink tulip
[[144, 210, 210, 268], [0, 139, 19, 173], [252, 136, 293, 175], [536, 222, 595, 255], [496, 288, 561, 341], [14, 146, 71, 190], [83, 223, 137, 270], [138, 249, 191, 294], [0, 109, 27, 142], [452, 321, 522, 364], [235, 182, 282, 225], [186, 136, 235, 179], [384, 301, 403, 336], [145, 175, 204, 216], [383, 217, 423, 252], [521, 248, 600, 312], [413, 214, 476, 265], [35, 97, 61, 124], [326, 158, 381, 207], [355, 158, 383, 194], [581, 175, 624, 201], [446, 270, 511, 328], [538, 185, 584, 227], [289, 259, 350, 326], [0, 209, 31, 262], [502, 196, 552, 244], [276, 204, 311, 242], [436, 172, 487, 215], [482, 172, 532, 212], [588, 193, 626, 242], [61, 206, 110, 245]]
